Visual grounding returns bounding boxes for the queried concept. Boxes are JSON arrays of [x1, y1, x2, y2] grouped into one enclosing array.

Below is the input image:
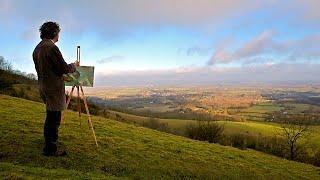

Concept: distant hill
[[0, 95, 319, 179], [0, 68, 101, 114], [0, 69, 40, 102]]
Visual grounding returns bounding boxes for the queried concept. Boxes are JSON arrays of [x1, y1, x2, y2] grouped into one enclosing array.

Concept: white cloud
[[95, 63, 320, 86], [97, 56, 125, 64], [293, 0, 320, 21], [209, 30, 320, 65], [0, 0, 273, 39], [185, 46, 211, 56]]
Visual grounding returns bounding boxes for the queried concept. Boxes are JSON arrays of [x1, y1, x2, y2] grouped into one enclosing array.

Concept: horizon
[[1, 0, 320, 86]]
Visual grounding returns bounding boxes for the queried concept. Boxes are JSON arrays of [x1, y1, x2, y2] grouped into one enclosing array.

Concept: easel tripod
[[61, 46, 98, 147]]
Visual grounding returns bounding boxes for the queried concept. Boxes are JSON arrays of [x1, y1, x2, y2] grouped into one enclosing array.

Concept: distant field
[[133, 104, 176, 113], [230, 102, 282, 121], [242, 102, 283, 113], [87, 87, 320, 125], [86, 86, 263, 118], [232, 101, 316, 122]]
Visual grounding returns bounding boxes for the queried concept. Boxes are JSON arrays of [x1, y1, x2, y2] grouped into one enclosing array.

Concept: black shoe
[[43, 150, 67, 157]]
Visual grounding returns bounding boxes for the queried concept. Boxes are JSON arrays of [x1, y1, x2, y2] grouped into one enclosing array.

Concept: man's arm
[[49, 45, 77, 76]]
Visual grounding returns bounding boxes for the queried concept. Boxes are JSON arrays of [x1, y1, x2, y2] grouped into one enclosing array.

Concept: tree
[[26, 73, 37, 80], [145, 118, 167, 131], [0, 56, 4, 68], [0, 56, 12, 71], [115, 113, 124, 122], [279, 118, 310, 160], [186, 120, 224, 143]]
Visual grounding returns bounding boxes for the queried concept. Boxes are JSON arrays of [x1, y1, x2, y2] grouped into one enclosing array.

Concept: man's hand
[[63, 74, 72, 82], [74, 60, 80, 67]]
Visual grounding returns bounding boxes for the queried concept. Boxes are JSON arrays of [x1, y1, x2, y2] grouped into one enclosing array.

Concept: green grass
[[283, 102, 312, 113], [243, 102, 284, 113], [110, 108, 320, 149], [134, 104, 175, 113], [234, 102, 284, 121], [232, 101, 317, 123], [11, 84, 41, 102], [0, 162, 118, 179], [108, 110, 195, 135], [1, 95, 320, 179], [220, 121, 279, 135]]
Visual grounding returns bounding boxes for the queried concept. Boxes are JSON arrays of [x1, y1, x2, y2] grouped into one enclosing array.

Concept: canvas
[[64, 66, 94, 87]]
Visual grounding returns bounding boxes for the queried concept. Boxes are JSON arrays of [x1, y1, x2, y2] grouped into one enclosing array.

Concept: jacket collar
[[42, 38, 55, 44]]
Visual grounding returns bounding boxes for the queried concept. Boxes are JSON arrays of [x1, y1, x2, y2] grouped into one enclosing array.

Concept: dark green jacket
[[32, 39, 76, 111]]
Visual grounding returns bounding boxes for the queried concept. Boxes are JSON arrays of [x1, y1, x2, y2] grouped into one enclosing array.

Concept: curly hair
[[39, 21, 60, 39]]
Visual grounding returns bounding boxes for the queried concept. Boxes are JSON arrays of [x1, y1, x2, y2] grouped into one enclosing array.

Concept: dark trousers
[[43, 110, 61, 153]]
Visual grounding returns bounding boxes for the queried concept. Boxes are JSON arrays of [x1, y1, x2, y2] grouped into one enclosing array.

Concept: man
[[32, 21, 79, 156]]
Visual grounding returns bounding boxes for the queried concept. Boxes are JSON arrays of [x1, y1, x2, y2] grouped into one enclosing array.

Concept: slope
[[0, 95, 320, 179]]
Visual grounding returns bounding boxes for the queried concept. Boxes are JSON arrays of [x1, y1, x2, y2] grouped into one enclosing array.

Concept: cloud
[[235, 30, 279, 58], [209, 30, 320, 65], [292, 0, 320, 22], [94, 63, 320, 86], [0, 1, 319, 44], [185, 46, 211, 56], [97, 56, 125, 64], [20, 29, 38, 41], [209, 30, 282, 64], [0, 0, 273, 40]]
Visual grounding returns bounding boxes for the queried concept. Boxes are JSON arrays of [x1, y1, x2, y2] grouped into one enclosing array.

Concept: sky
[[0, 0, 320, 86]]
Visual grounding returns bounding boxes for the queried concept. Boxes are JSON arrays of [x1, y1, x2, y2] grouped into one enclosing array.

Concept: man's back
[[32, 39, 75, 111], [33, 39, 64, 93]]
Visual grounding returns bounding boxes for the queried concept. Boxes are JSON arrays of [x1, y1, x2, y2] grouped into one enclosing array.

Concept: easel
[[61, 46, 98, 147]]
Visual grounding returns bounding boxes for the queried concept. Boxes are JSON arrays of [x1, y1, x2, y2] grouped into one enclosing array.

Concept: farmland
[[84, 85, 320, 164], [84, 85, 320, 123]]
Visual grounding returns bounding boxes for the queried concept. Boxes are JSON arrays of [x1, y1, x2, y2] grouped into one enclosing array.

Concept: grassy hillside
[[107, 110, 320, 148], [1, 95, 320, 179], [0, 69, 40, 102]]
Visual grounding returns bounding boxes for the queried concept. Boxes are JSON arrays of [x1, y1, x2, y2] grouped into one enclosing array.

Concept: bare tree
[[0, 56, 12, 71], [280, 118, 310, 160], [26, 73, 37, 80]]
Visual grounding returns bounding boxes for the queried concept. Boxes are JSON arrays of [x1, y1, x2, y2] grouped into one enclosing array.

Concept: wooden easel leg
[[80, 86, 99, 147], [77, 86, 82, 127], [61, 86, 75, 123]]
